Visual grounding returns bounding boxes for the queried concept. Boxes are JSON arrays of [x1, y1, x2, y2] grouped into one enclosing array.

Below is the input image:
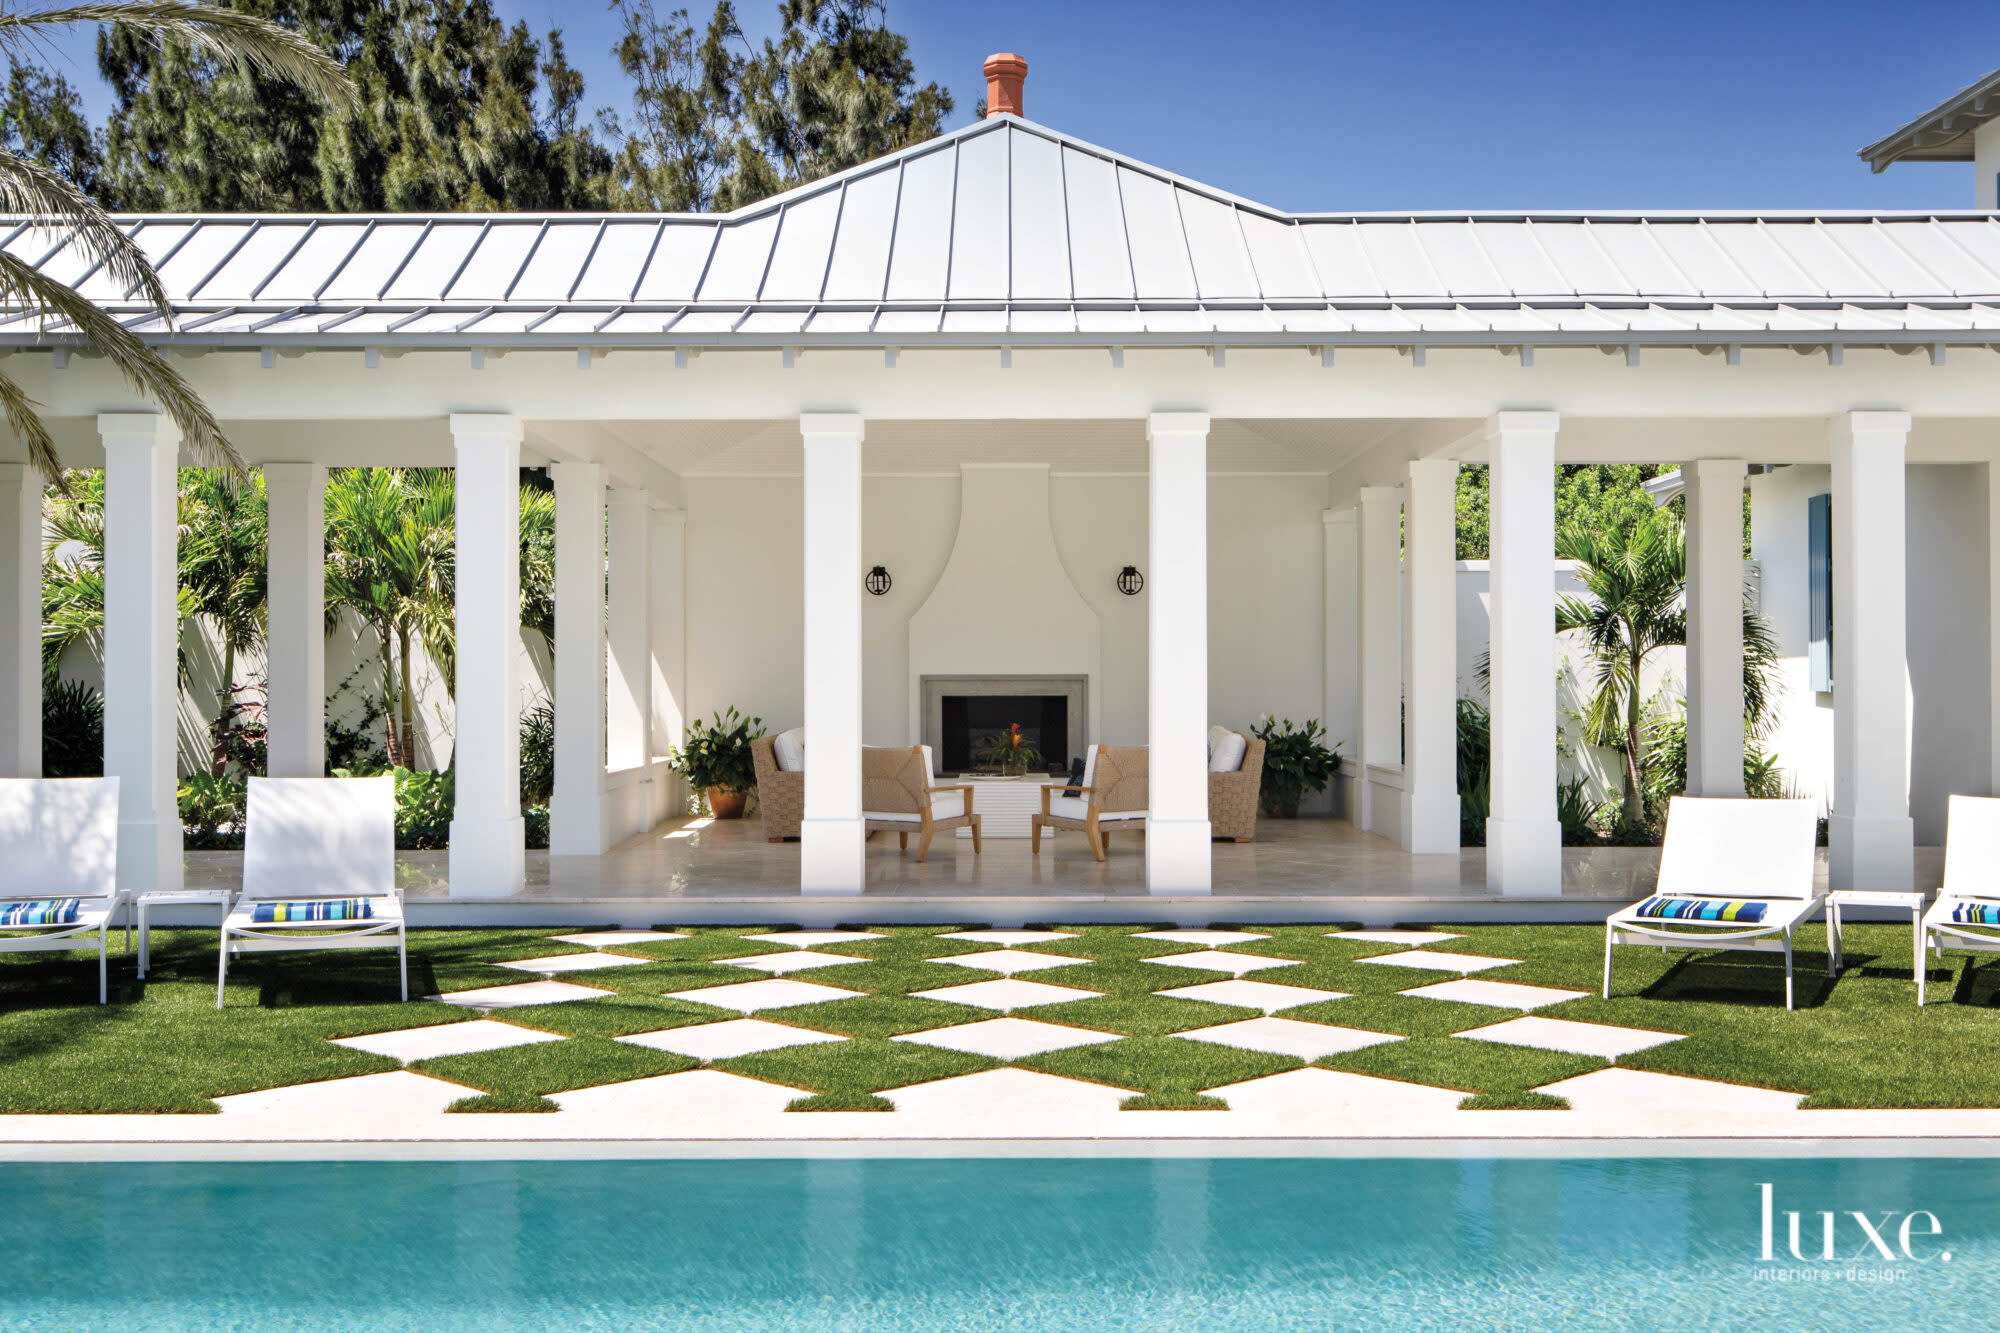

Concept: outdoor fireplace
[[920, 675, 1088, 777]]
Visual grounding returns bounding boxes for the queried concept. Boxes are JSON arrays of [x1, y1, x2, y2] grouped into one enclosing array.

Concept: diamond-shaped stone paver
[[1401, 978, 1590, 1010], [332, 1019, 564, 1063], [1154, 978, 1349, 1012], [933, 949, 1088, 975], [430, 980, 614, 1009], [1140, 950, 1297, 977], [893, 1017, 1119, 1060], [215, 1070, 475, 1119], [720, 951, 870, 975], [552, 1069, 804, 1117], [1455, 1015, 1685, 1061], [1206, 1067, 1465, 1115], [661, 977, 864, 1013], [1171, 1017, 1401, 1061], [496, 952, 651, 974], [1132, 929, 1270, 946], [741, 930, 884, 947], [549, 930, 686, 947], [910, 978, 1103, 1011], [883, 1067, 1130, 1117], [1536, 1067, 1803, 1114], [934, 930, 1078, 946], [618, 1018, 847, 1060], [1329, 930, 1464, 946], [1357, 949, 1520, 974]]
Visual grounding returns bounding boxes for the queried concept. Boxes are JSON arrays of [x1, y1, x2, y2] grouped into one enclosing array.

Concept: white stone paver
[[1172, 1017, 1401, 1061], [215, 1071, 476, 1118], [496, 952, 651, 974], [430, 981, 614, 1009], [1206, 1067, 1465, 1115], [1330, 930, 1464, 946], [910, 978, 1103, 1011], [933, 949, 1088, 975], [1132, 930, 1269, 946], [662, 978, 863, 1013], [1356, 949, 1520, 973], [1456, 1016, 1685, 1061], [1401, 978, 1590, 1010], [332, 1020, 563, 1063], [618, 1019, 847, 1061], [741, 930, 884, 947], [551, 1069, 805, 1117], [1140, 950, 1298, 977], [934, 930, 1077, 946], [893, 1017, 1119, 1060], [548, 930, 686, 947], [1155, 978, 1349, 1012], [720, 951, 870, 974], [1536, 1067, 1804, 1114], [883, 1067, 1130, 1117]]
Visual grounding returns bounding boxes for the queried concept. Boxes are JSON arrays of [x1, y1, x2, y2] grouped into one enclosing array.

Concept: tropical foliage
[[40, 677, 102, 777], [1251, 715, 1340, 819], [669, 707, 764, 795]]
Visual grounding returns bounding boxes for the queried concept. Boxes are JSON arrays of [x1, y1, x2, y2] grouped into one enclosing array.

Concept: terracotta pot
[[706, 786, 749, 819]]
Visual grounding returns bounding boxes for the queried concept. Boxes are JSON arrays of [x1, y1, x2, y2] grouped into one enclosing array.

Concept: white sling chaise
[[0, 778, 122, 1004], [1603, 796, 1822, 1010], [1918, 794, 2000, 1007], [218, 776, 405, 1008]]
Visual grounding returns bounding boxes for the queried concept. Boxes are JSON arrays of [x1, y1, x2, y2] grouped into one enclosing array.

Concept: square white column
[[1684, 458, 1747, 798], [263, 462, 326, 779], [1146, 410, 1212, 894], [1356, 485, 1402, 834], [606, 486, 652, 774], [447, 413, 526, 896], [1990, 461, 2000, 797], [1485, 410, 1562, 895], [800, 413, 865, 895], [0, 464, 39, 778], [1321, 507, 1358, 821], [650, 504, 688, 816], [100, 413, 182, 892], [1401, 458, 1459, 852], [1830, 410, 1914, 892], [549, 461, 608, 857]]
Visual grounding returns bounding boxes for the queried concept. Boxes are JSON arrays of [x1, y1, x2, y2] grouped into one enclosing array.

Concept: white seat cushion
[[1208, 729, 1247, 773], [868, 788, 968, 824], [1046, 795, 1145, 823], [772, 727, 806, 772], [1207, 725, 1231, 764]]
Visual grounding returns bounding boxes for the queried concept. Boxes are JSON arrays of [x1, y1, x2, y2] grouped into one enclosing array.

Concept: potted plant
[[669, 708, 765, 818], [1252, 715, 1340, 818], [978, 722, 1043, 777]]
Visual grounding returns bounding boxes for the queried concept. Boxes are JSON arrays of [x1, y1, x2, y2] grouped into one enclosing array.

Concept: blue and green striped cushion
[[1634, 896, 1767, 924], [1950, 902, 2000, 926], [251, 899, 373, 924], [0, 899, 81, 927]]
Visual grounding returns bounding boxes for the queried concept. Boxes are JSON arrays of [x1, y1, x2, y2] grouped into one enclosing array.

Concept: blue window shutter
[[1808, 493, 1832, 693]]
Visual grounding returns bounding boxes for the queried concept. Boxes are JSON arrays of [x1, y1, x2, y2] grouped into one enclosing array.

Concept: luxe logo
[[1758, 1183, 1950, 1263]]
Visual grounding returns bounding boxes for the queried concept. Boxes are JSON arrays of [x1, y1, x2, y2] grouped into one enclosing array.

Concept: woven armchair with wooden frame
[[751, 736, 804, 841], [863, 745, 980, 862], [1208, 733, 1266, 842], [1032, 745, 1148, 860]]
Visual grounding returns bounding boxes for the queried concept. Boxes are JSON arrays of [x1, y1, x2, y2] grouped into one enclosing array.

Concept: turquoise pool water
[[2, 1157, 1993, 1330]]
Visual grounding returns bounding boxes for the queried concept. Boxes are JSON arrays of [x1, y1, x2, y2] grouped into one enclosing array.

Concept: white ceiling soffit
[[12, 114, 2000, 349]]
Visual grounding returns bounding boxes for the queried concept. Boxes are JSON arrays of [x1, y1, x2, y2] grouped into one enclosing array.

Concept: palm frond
[[0, 146, 167, 315], [0, 4, 352, 107], [0, 360, 61, 481]]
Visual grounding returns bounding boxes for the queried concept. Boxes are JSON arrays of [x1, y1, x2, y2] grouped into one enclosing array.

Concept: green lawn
[[0, 919, 1994, 1114]]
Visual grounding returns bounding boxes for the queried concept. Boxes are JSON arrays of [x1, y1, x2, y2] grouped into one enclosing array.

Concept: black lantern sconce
[[1116, 565, 1145, 596], [865, 565, 893, 596]]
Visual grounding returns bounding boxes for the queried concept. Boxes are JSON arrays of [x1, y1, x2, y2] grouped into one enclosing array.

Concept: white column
[[1990, 461, 2000, 797], [0, 464, 39, 778], [1830, 410, 1914, 892], [1146, 410, 1212, 894], [650, 505, 688, 812], [548, 461, 607, 857], [447, 413, 526, 896], [1356, 485, 1402, 833], [100, 413, 181, 892], [606, 486, 652, 773], [1321, 507, 1357, 820], [1401, 459, 1459, 852], [263, 463, 325, 778], [1684, 458, 1747, 798], [800, 413, 865, 895], [1485, 411, 1562, 895]]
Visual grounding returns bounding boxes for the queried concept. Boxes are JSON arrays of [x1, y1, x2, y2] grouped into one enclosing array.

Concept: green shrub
[[391, 767, 454, 849], [179, 774, 248, 850], [519, 702, 554, 806], [1251, 716, 1339, 818], [41, 679, 103, 778], [669, 707, 764, 795], [523, 804, 550, 850]]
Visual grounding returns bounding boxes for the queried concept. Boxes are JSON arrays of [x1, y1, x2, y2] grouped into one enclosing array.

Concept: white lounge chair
[[1603, 796, 1823, 1010], [0, 778, 123, 1004], [1919, 794, 2000, 1007], [218, 776, 406, 1008]]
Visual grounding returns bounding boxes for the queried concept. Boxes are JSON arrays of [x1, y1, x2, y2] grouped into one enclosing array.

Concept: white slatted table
[[949, 777, 1066, 838]]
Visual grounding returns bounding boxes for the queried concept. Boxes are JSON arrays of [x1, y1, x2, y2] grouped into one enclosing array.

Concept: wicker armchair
[[1209, 734, 1266, 842], [1032, 745, 1148, 860], [751, 735, 804, 841], [862, 745, 980, 862]]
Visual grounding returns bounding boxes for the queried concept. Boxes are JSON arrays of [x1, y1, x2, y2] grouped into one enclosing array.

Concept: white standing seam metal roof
[[11, 113, 2000, 351]]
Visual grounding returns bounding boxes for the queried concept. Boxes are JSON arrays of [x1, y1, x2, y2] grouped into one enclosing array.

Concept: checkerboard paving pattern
[[660, 978, 864, 1012], [549, 930, 686, 947], [741, 930, 885, 947], [1453, 1016, 1684, 1061], [1355, 949, 1521, 974], [1330, 930, 1464, 946], [618, 1019, 847, 1061], [720, 951, 871, 974], [1156, 978, 1349, 1011], [894, 1017, 1121, 1060], [909, 978, 1103, 1010], [934, 949, 1089, 975], [1172, 1017, 1401, 1060], [1140, 950, 1298, 976], [429, 980, 614, 1009], [1133, 930, 1269, 946], [497, 952, 653, 974], [934, 930, 1077, 946], [333, 1020, 563, 1063], [1401, 978, 1590, 1010]]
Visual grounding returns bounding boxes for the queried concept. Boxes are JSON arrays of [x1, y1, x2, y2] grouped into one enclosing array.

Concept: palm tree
[[179, 468, 268, 771], [41, 467, 199, 676], [0, 3, 348, 480]]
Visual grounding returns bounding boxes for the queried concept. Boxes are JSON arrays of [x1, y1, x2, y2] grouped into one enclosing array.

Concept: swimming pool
[[3, 1157, 1992, 1330]]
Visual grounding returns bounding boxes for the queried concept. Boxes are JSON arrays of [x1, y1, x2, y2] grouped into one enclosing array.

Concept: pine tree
[[0, 62, 105, 198]]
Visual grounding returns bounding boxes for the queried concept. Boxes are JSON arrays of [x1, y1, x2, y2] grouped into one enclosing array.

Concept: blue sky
[[35, 0, 2000, 211]]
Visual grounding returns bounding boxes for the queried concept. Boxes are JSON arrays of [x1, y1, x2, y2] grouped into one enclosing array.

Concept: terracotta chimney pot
[[984, 53, 1027, 118]]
